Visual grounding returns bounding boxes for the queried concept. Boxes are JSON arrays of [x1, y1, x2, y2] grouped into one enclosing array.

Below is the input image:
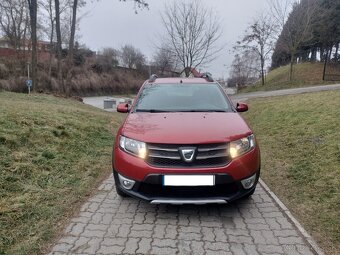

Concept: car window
[[134, 83, 231, 112]]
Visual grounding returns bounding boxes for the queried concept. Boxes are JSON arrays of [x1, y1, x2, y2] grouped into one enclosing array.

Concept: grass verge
[[0, 92, 124, 254], [239, 62, 339, 93], [243, 90, 340, 254]]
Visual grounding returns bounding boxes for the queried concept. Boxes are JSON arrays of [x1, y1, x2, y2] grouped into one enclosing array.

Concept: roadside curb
[[259, 179, 325, 255]]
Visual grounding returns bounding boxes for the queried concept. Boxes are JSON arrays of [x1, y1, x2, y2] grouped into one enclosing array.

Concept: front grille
[[146, 143, 230, 168]]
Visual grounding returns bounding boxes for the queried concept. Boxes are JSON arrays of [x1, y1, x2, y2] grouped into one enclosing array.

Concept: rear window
[[134, 83, 231, 112]]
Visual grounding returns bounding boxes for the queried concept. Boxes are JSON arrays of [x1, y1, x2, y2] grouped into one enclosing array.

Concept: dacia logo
[[179, 147, 196, 163]]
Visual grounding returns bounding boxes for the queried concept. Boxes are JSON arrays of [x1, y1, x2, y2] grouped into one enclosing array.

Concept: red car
[[113, 74, 260, 205]]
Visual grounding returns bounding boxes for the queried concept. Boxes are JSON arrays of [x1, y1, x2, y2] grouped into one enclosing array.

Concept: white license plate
[[163, 175, 215, 186]]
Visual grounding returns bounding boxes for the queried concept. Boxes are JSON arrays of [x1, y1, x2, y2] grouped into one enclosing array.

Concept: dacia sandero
[[113, 74, 260, 205]]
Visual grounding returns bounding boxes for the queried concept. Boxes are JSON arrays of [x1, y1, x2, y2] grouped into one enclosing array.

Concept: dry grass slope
[[0, 64, 146, 96], [0, 92, 124, 254]]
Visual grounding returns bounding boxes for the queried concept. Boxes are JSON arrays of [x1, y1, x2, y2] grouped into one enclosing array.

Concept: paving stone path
[[49, 88, 331, 254], [49, 177, 316, 255]]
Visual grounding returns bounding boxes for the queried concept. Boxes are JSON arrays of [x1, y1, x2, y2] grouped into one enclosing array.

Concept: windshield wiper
[[135, 109, 173, 113], [177, 109, 228, 112], [135, 109, 228, 113]]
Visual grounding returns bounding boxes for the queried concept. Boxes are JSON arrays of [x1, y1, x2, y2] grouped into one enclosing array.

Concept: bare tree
[[153, 46, 175, 75], [27, 0, 38, 90], [95, 47, 119, 72], [228, 50, 261, 87], [270, 0, 317, 81], [119, 0, 148, 13], [40, 0, 68, 78], [0, 0, 29, 51], [268, 0, 295, 37], [54, 0, 63, 90], [161, 0, 222, 77], [101, 47, 119, 65], [53, 0, 84, 93], [40, 0, 56, 78], [50, 0, 147, 94], [235, 14, 277, 86], [64, 0, 79, 95], [121, 44, 145, 70]]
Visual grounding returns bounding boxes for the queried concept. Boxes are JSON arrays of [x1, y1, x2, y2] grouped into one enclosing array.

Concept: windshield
[[134, 83, 231, 113]]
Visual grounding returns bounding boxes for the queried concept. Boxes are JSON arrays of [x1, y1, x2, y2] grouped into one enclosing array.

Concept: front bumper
[[113, 170, 260, 204]]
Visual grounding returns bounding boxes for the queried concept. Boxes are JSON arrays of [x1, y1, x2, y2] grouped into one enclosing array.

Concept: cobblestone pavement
[[49, 177, 316, 255]]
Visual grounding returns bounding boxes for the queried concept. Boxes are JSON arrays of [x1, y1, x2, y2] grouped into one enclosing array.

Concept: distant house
[[180, 67, 202, 77], [0, 38, 11, 49], [0, 38, 18, 58], [0, 38, 54, 62]]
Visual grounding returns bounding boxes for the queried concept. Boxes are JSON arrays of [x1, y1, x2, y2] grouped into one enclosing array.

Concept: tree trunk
[[289, 51, 295, 82], [323, 47, 331, 81], [301, 50, 309, 62], [261, 57, 265, 86], [65, 0, 79, 96], [55, 0, 63, 92], [320, 46, 326, 62], [27, 0, 38, 92], [184, 67, 190, 77], [48, 1, 55, 80], [310, 47, 317, 62], [48, 22, 54, 79], [334, 42, 339, 62]]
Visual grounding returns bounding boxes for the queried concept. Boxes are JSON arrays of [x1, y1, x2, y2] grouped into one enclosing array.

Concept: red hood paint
[[121, 112, 252, 144]]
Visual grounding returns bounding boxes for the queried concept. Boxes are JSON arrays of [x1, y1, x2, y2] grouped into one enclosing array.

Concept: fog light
[[118, 174, 135, 190], [241, 174, 257, 190]]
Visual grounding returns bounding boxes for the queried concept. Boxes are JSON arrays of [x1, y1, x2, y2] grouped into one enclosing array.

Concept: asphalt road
[[231, 84, 340, 102]]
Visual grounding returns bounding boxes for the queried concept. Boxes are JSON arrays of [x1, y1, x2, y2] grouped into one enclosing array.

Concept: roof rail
[[148, 74, 158, 82], [201, 72, 214, 82]]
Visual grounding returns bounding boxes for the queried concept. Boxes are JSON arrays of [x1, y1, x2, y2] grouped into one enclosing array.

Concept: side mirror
[[236, 102, 248, 112], [117, 103, 129, 113]]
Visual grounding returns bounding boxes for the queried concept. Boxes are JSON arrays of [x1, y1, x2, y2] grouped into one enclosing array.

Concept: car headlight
[[119, 135, 147, 159], [229, 134, 255, 159]]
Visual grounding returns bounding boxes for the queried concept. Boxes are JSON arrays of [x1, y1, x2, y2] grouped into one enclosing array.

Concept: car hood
[[121, 112, 252, 144]]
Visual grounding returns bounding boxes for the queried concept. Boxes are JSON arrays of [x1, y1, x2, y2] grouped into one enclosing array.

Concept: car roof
[[147, 77, 213, 84]]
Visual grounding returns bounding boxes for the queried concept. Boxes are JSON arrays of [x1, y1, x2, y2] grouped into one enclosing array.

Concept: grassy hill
[[243, 90, 340, 254], [239, 62, 339, 93], [0, 92, 124, 254]]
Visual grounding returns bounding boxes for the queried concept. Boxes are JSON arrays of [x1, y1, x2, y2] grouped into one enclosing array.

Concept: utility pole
[[27, 62, 31, 94], [27, 62, 30, 80]]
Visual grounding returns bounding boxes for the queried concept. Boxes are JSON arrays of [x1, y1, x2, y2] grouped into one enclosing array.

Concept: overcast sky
[[79, 0, 270, 79]]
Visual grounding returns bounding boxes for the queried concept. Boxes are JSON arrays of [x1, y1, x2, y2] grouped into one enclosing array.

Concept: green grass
[[243, 90, 340, 255], [239, 62, 339, 93], [0, 92, 124, 254]]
